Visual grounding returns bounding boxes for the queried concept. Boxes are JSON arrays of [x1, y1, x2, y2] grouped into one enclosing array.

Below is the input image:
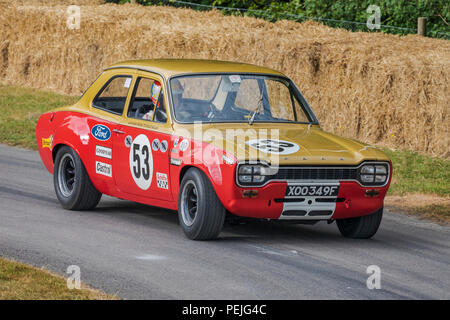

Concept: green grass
[[0, 85, 77, 149], [0, 84, 448, 197], [384, 148, 450, 197], [0, 257, 115, 300]]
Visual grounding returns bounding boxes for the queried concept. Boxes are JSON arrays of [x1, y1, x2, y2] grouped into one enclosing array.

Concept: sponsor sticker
[[156, 172, 168, 189], [95, 145, 112, 159], [222, 154, 234, 165], [229, 75, 241, 83], [170, 157, 181, 166], [91, 124, 111, 141], [179, 139, 189, 152], [96, 161, 112, 177], [125, 135, 133, 148], [124, 77, 132, 88], [42, 135, 53, 150], [152, 139, 160, 151], [160, 140, 168, 153], [246, 139, 300, 155]]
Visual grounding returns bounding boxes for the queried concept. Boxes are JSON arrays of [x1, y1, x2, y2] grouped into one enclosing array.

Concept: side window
[[92, 76, 132, 115], [128, 77, 167, 123]]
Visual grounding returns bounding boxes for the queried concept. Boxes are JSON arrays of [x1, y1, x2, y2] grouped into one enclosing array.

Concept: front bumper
[[223, 180, 389, 220]]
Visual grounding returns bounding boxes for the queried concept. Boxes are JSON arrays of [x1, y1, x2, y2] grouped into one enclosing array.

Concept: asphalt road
[[0, 144, 449, 299]]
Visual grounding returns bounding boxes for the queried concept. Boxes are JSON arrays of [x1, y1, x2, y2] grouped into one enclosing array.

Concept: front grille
[[271, 167, 358, 181]]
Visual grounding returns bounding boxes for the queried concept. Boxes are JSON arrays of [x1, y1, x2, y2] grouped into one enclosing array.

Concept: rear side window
[[92, 76, 132, 115]]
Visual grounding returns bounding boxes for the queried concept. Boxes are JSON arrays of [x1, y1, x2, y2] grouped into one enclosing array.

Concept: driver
[[142, 80, 162, 120], [171, 78, 190, 121], [172, 79, 212, 122], [171, 78, 184, 108]]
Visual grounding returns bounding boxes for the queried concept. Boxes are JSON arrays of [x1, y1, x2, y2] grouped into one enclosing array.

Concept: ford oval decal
[[91, 124, 111, 141]]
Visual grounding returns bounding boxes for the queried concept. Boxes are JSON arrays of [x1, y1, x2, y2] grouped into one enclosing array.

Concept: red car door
[[113, 74, 173, 202], [87, 74, 134, 194]]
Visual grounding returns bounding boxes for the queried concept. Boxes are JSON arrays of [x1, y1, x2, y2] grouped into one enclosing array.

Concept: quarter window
[[92, 76, 132, 115]]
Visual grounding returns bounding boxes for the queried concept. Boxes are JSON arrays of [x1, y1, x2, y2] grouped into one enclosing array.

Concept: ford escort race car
[[36, 59, 392, 240]]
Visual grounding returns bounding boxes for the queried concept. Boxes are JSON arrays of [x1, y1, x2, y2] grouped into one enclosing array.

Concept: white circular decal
[[124, 135, 133, 148], [179, 139, 189, 152], [160, 140, 168, 153], [129, 134, 153, 190], [246, 139, 300, 155], [152, 138, 160, 151]]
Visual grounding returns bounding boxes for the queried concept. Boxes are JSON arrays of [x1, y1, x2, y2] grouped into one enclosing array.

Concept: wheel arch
[[51, 142, 89, 177]]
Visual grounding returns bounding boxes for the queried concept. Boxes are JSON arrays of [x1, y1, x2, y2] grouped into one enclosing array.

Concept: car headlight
[[358, 163, 389, 186], [237, 163, 273, 186]]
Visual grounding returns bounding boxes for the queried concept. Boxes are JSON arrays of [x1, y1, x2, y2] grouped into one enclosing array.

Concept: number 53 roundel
[[130, 134, 153, 190]]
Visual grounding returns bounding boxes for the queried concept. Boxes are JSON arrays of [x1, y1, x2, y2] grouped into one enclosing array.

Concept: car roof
[[106, 59, 286, 79]]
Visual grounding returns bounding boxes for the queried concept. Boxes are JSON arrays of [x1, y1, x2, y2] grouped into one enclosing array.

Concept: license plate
[[286, 185, 339, 197]]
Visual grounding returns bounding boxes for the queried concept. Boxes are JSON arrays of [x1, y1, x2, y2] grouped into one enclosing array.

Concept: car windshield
[[170, 74, 316, 124]]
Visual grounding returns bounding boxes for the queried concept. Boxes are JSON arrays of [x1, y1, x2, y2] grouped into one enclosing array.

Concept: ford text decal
[[91, 124, 111, 141]]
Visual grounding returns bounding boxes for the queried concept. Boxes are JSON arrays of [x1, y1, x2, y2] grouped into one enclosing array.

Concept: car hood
[[173, 123, 390, 166]]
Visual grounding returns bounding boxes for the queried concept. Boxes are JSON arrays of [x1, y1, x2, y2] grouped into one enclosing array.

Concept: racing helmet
[[150, 80, 162, 104]]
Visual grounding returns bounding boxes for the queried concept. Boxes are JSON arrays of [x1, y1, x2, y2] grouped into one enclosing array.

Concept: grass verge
[[0, 85, 77, 149], [385, 194, 450, 225], [0, 84, 448, 221], [0, 257, 116, 299]]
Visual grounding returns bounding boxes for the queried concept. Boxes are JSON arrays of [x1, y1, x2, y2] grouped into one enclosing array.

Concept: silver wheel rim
[[58, 153, 76, 197], [181, 180, 198, 227]]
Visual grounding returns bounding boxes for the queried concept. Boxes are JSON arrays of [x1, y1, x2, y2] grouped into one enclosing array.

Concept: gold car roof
[[106, 59, 286, 79]]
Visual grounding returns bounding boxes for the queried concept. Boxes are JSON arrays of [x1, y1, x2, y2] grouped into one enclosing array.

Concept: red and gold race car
[[36, 59, 392, 240]]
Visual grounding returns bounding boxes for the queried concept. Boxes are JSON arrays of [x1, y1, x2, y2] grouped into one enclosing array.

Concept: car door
[[113, 72, 173, 202], [88, 72, 135, 192]]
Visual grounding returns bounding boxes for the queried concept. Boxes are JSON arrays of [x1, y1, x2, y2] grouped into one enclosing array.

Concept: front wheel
[[54, 146, 102, 210], [336, 207, 383, 239], [178, 168, 225, 240]]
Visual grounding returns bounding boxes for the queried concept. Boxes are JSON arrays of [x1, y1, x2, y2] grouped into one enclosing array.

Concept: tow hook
[[344, 199, 351, 209]]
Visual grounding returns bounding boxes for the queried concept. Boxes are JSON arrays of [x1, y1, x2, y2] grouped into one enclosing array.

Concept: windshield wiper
[[248, 94, 264, 125]]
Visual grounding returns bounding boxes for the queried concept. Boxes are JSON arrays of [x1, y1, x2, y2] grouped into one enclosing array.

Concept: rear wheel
[[54, 146, 102, 210], [336, 207, 383, 239], [178, 168, 225, 240]]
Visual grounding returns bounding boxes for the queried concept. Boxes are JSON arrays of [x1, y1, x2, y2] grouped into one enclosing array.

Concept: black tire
[[336, 207, 383, 239], [53, 146, 102, 210], [178, 168, 225, 240]]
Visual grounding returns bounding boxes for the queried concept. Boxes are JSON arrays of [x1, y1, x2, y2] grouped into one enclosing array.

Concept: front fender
[[170, 138, 237, 210]]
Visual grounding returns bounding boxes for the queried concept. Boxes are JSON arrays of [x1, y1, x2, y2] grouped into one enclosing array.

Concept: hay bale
[[0, 2, 448, 158]]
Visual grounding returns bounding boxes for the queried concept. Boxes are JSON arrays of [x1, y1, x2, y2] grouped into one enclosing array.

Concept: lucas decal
[[246, 139, 300, 155]]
